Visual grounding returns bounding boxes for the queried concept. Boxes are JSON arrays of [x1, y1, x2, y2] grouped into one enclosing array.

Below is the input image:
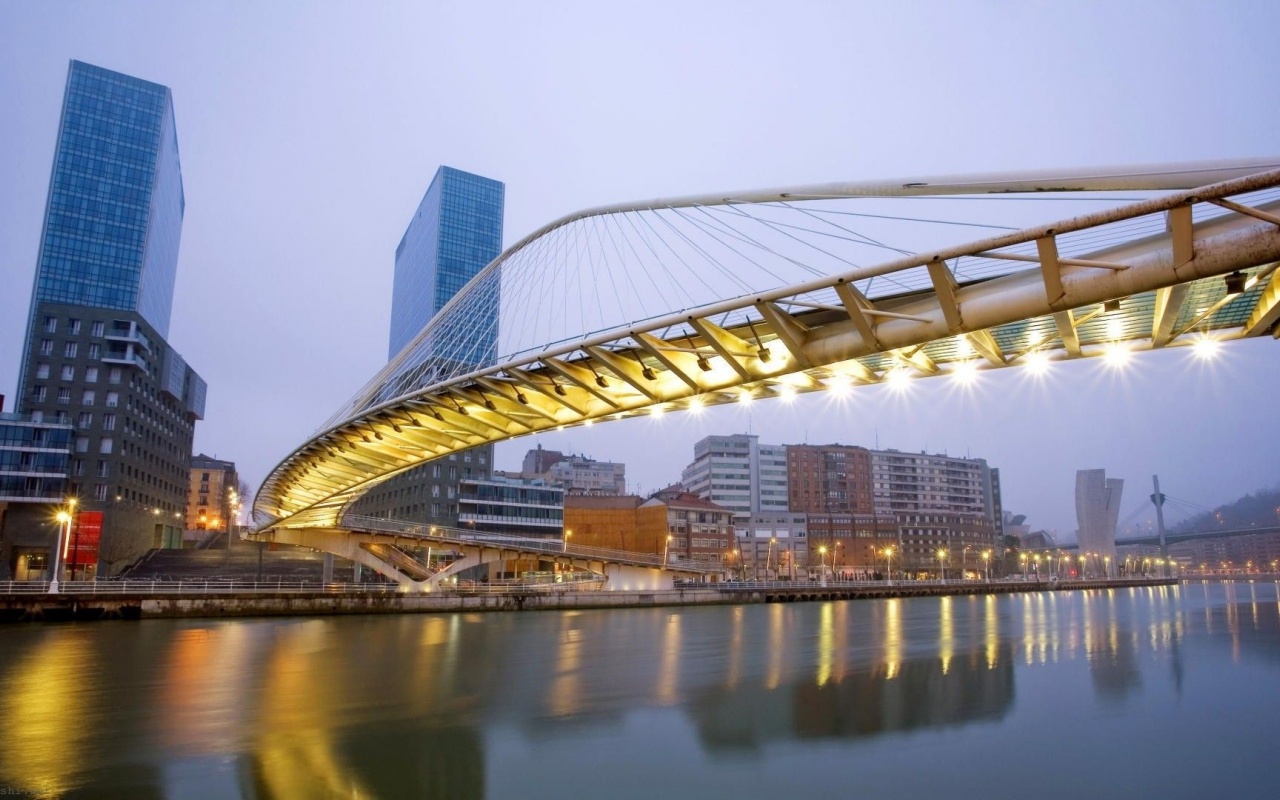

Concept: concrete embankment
[[0, 578, 1178, 622]]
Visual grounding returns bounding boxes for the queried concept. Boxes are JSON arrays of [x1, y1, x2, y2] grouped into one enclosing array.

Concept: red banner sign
[[66, 511, 103, 567]]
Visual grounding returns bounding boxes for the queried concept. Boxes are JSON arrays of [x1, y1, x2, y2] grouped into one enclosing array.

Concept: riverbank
[[0, 577, 1181, 622]]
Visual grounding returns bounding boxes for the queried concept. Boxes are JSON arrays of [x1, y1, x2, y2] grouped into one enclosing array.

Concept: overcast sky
[[2, 1, 1278, 538]]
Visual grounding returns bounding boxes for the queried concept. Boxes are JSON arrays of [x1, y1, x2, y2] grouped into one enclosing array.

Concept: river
[[0, 581, 1275, 799]]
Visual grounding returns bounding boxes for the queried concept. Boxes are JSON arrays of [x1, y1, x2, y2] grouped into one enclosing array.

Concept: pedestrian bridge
[[252, 159, 1280, 575]]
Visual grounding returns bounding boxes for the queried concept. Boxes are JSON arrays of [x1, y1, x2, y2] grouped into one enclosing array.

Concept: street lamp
[[818, 546, 828, 586], [981, 549, 991, 582], [563, 528, 573, 553], [49, 498, 76, 594], [936, 548, 948, 582], [663, 534, 672, 565], [882, 546, 895, 584]]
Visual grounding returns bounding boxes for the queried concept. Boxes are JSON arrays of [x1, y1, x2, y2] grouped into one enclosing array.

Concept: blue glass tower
[[4, 61, 204, 578], [388, 166, 505, 360], [352, 167, 503, 531]]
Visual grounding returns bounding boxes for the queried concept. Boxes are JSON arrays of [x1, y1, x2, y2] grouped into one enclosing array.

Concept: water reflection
[[0, 582, 1275, 798]]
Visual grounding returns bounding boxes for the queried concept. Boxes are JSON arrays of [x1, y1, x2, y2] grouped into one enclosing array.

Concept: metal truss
[[255, 161, 1280, 531]]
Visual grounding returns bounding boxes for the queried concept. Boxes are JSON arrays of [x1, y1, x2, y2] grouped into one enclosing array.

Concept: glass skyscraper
[[352, 167, 504, 532], [3, 61, 205, 579], [388, 166, 504, 360]]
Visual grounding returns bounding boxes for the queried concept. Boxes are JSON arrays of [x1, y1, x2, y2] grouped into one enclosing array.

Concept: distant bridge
[[1039, 524, 1280, 552]]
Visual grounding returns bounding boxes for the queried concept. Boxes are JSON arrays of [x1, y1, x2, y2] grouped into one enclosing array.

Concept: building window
[[64, 342, 77, 358], [97, 461, 110, 478], [55, 411, 69, 424], [76, 437, 89, 453], [105, 392, 118, 408], [432, 464, 441, 478], [30, 410, 43, 423], [78, 412, 92, 429], [92, 321, 104, 337], [69, 319, 81, 335], [464, 451, 472, 463], [93, 483, 107, 501], [100, 438, 113, 454], [479, 452, 487, 465], [432, 485, 440, 497], [87, 343, 100, 360], [108, 367, 122, 384], [82, 390, 95, 406], [33, 386, 47, 402], [85, 367, 98, 383], [61, 365, 75, 381], [35, 363, 49, 379], [57, 388, 71, 404], [102, 413, 116, 431], [39, 340, 53, 356]]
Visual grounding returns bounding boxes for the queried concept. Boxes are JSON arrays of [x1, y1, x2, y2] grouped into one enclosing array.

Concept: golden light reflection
[[255, 619, 370, 798], [548, 622, 584, 717], [727, 605, 744, 690], [1023, 594, 1035, 665], [817, 602, 834, 686], [656, 613, 681, 705], [0, 632, 97, 796], [884, 599, 902, 679], [767, 604, 784, 690], [160, 626, 250, 756], [985, 595, 999, 669], [939, 596, 953, 674]]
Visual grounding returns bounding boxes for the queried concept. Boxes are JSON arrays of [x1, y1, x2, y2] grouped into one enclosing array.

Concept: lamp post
[[818, 546, 828, 586], [563, 529, 572, 553], [227, 487, 239, 551], [982, 549, 991, 582], [663, 534, 672, 565], [936, 548, 948, 582], [882, 546, 895, 585], [766, 537, 776, 580], [49, 498, 75, 594]]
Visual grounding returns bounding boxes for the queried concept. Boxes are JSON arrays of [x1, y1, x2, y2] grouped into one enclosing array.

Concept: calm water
[[0, 582, 1276, 799]]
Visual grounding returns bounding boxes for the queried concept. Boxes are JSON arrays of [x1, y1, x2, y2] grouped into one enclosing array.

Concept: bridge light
[[1107, 318, 1125, 340], [584, 419, 594, 427], [689, 397, 704, 414], [778, 384, 796, 403], [827, 375, 853, 396], [738, 390, 753, 404], [885, 368, 911, 391], [1024, 351, 1050, 375], [1192, 337, 1219, 360], [1103, 342, 1130, 368], [951, 360, 977, 384], [954, 336, 973, 358], [650, 404, 664, 419]]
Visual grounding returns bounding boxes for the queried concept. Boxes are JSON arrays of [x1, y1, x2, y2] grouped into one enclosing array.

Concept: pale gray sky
[[2, 1, 1278, 537]]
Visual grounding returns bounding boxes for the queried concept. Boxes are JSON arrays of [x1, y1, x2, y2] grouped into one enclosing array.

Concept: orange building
[[185, 454, 238, 533], [563, 495, 668, 554]]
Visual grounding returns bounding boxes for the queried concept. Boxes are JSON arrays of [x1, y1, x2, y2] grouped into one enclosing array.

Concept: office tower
[[353, 167, 504, 528], [680, 434, 789, 520], [4, 61, 205, 578]]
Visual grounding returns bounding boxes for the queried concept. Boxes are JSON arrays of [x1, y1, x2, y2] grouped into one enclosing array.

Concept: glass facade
[[29, 61, 183, 333], [0, 414, 72, 502], [388, 166, 504, 361], [17, 61, 184, 406]]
